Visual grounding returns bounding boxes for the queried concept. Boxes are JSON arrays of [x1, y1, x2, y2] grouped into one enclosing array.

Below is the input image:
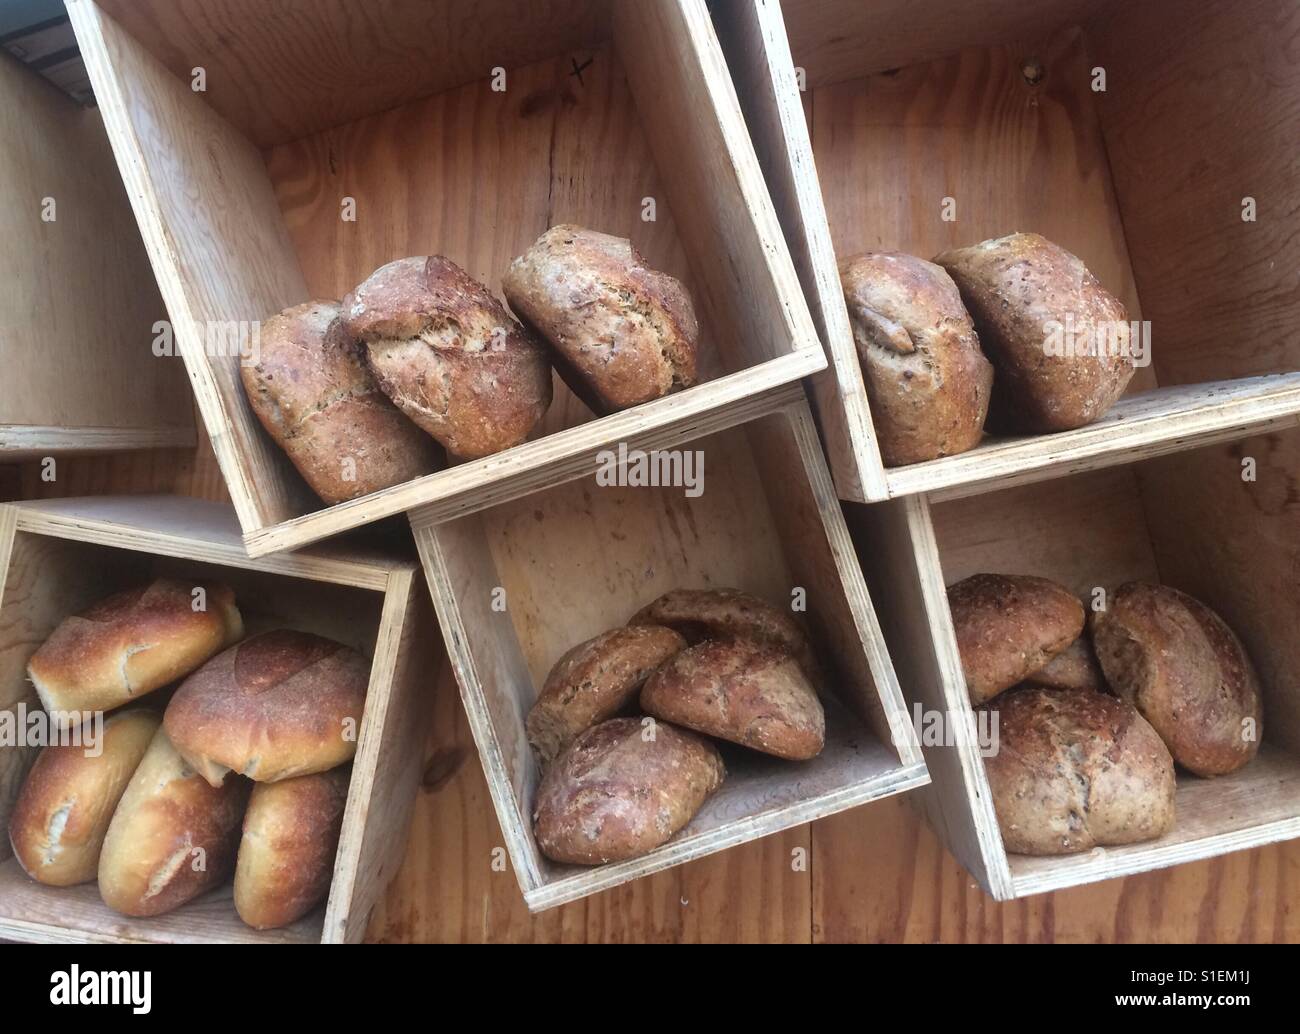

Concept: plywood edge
[[0, 424, 195, 459]]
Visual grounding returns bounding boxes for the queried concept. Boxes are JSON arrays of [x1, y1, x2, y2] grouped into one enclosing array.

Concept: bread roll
[[98, 727, 250, 916], [241, 300, 440, 505], [983, 686, 1175, 855], [27, 579, 243, 718], [342, 256, 552, 459], [935, 233, 1135, 432], [628, 587, 818, 680], [533, 718, 724, 865], [947, 573, 1083, 705], [839, 252, 992, 465], [163, 630, 369, 787], [641, 638, 825, 760], [234, 768, 349, 930], [1090, 583, 1262, 776], [1027, 634, 1107, 694], [527, 625, 686, 764], [503, 225, 698, 412], [8, 709, 159, 886]]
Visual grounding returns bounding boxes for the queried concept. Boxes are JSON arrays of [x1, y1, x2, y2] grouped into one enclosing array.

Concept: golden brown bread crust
[[163, 630, 369, 787], [527, 625, 686, 765], [839, 252, 992, 465], [1090, 583, 1262, 776], [27, 579, 244, 717], [1027, 634, 1107, 694], [982, 686, 1175, 855], [533, 717, 724, 865], [935, 233, 1135, 432], [641, 639, 825, 760], [342, 256, 552, 459], [502, 225, 699, 412], [241, 300, 440, 505], [233, 767, 349, 930], [98, 727, 250, 917], [8, 709, 160, 886], [948, 573, 1084, 705]]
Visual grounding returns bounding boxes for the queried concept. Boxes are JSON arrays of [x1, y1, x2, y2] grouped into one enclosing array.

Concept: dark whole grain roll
[[1026, 634, 1108, 694]]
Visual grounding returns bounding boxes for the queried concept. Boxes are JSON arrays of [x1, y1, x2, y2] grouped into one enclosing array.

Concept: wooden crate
[[0, 45, 193, 459], [410, 387, 927, 910], [712, 0, 1300, 503], [0, 495, 436, 942], [65, 0, 825, 558]]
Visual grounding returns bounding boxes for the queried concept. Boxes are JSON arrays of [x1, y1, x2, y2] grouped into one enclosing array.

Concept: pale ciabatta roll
[[98, 727, 250, 917], [163, 630, 369, 787], [8, 709, 160, 886], [234, 767, 350, 930], [27, 579, 243, 719]]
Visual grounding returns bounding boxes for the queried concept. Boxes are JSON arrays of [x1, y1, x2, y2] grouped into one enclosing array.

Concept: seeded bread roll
[[8, 709, 160, 886], [98, 727, 250, 917], [935, 233, 1135, 432], [502, 225, 698, 413], [27, 579, 243, 719], [641, 638, 825, 760], [234, 768, 350, 930], [1027, 634, 1107, 694], [982, 686, 1175, 855], [947, 573, 1084, 705], [839, 252, 993, 465], [163, 630, 369, 787], [1090, 583, 1262, 776], [527, 625, 686, 765], [342, 256, 552, 459], [241, 300, 440, 505], [533, 717, 724, 865]]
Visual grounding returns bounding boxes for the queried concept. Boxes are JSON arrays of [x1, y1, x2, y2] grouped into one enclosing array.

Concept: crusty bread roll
[[163, 630, 369, 787], [527, 625, 686, 765], [98, 726, 250, 917], [1027, 634, 1107, 694], [533, 717, 724, 865], [27, 579, 243, 718], [641, 638, 825, 760], [839, 252, 992, 465], [935, 233, 1135, 432], [341, 256, 552, 459], [947, 573, 1083, 705], [8, 709, 159, 886], [233, 767, 349, 930], [1091, 583, 1262, 776], [503, 225, 698, 412], [982, 686, 1175, 855], [241, 300, 440, 505]]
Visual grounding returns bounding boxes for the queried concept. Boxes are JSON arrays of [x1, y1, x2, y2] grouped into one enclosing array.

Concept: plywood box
[[0, 495, 437, 942], [66, 0, 825, 557]]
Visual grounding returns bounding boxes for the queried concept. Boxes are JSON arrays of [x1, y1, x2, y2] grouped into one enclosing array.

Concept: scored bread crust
[[98, 727, 250, 917], [982, 685, 1175, 855], [163, 629, 369, 787], [1090, 582, 1262, 776], [935, 233, 1135, 432], [526, 625, 687, 765], [947, 573, 1084, 705], [27, 579, 244, 717], [502, 225, 699, 412], [342, 256, 552, 459], [8, 709, 160, 887], [241, 299, 440, 505], [533, 717, 724, 865], [839, 251, 992, 466], [234, 767, 350, 930], [641, 638, 825, 760]]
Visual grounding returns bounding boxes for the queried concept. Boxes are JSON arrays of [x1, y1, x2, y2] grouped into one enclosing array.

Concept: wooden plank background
[[11, 418, 1299, 943]]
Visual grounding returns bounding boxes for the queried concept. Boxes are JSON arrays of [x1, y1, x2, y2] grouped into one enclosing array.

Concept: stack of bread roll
[[840, 232, 1137, 466], [243, 224, 700, 507], [946, 573, 1263, 855], [9, 578, 368, 930], [526, 588, 825, 866]]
